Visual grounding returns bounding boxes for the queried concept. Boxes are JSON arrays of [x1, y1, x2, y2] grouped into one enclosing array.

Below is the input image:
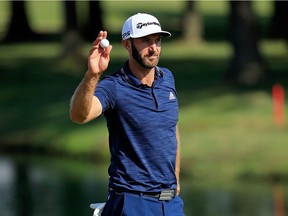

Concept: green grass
[[179, 89, 288, 183], [1, 1, 288, 184], [1, 39, 287, 184]]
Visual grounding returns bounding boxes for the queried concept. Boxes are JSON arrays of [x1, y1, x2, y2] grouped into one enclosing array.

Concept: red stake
[[273, 185, 286, 216], [272, 84, 285, 128]]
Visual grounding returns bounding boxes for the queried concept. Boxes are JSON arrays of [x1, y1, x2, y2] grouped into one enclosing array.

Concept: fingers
[[89, 31, 111, 58], [102, 31, 107, 39], [92, 31, 108, 46], [105, 44, 113, 53], [90, 31, 111, 53], [102, 44, 113, 58]]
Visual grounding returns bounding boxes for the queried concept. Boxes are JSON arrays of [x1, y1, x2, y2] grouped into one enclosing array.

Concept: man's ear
[[122, 39, 131, 51]]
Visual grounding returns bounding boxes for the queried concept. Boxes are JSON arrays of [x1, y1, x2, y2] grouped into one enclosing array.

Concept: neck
[[128, 60, 155, 87]]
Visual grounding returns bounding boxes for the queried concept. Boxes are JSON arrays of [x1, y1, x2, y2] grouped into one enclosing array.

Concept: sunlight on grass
[[179, 89, 288, 182], [260, 40, 288, 57], [52, 122, 109, 157], [27, 1, 63, 33], [98, 1, 185, 34], [163, 41, 232, 59], [197, 1, 229, 15], [253, 1, 273, 17], [0, 43, 60, 59], [0, 1, 9, 39], [2, 38, 285, 63]]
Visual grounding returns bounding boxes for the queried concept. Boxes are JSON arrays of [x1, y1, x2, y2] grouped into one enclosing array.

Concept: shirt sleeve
[[94, 76, 117, 113]]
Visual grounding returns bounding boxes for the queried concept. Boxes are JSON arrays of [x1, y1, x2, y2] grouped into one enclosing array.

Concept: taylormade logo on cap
[[122, 13, 171, 40], [136, 22, 161, 29]]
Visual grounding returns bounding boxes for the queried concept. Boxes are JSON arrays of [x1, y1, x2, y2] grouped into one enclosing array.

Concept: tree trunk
[[227, 1, 267, 85], [182, 0, 203, 44], [269, 1, 288, 41], [59, 0, 85, 71], [64, 1, 78, 32], [3, 1, 38, 43], [83, 1, 104, 42]]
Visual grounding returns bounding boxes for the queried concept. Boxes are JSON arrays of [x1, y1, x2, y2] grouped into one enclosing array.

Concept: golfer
[[70, 13, 185, 216]]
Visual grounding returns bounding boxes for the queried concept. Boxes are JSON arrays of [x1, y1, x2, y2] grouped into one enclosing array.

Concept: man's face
[[130, 34, 162, 69]]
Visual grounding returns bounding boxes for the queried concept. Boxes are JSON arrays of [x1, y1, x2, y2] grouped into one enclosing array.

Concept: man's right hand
[[88, 31, 113, 78], [70, 31, 112, 124]]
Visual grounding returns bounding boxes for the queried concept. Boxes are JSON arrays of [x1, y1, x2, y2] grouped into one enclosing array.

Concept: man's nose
[[149, 42, 157, 50]]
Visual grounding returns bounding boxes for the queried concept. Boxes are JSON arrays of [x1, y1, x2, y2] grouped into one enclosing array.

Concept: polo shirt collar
[[121, 61, 163, 87]]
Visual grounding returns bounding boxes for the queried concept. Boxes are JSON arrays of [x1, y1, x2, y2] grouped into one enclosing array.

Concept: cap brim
[[131, 30, 171, 39], [160, 31, 172, 37]]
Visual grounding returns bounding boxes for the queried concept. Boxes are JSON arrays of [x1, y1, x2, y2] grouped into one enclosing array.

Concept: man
[[70, 13, 184, 216]]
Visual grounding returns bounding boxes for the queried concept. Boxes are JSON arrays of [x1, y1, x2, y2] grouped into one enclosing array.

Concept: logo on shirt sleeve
[[169, 92, 176, 100]]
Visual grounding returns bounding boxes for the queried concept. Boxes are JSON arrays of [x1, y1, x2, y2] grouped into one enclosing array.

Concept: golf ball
[[100, 39, 109, 48]]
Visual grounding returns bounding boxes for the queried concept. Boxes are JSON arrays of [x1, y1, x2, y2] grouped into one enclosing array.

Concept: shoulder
[[100, 71, 121, 82], [98, 71, 123, 87], [95, 71, 122, 111], [157, 66, 174, 77], [157, 66, 175, 82]]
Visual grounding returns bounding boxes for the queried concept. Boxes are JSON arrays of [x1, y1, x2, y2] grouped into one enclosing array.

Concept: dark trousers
[[102, 191, 185, 216]]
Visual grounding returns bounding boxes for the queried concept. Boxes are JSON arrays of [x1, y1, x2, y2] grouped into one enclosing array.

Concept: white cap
[[122, 13, 171, 40]]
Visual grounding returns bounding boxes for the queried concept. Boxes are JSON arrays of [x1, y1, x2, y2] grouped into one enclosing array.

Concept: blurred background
[[0, 1, 287, 216]]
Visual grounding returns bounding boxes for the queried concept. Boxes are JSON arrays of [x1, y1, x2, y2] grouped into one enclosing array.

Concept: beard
[[131, 40, 159, 69]]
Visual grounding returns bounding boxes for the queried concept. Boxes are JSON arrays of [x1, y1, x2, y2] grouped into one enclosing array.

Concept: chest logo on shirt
[[169, 92, 176, 100]]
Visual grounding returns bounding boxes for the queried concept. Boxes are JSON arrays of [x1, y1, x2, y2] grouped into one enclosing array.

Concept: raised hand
[[88, 31, 113, 77]]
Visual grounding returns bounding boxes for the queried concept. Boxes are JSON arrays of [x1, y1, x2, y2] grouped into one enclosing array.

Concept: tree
[[182, 0, 203, 44], [3, 1, 104, 43], [227, 1, 267, 85], [58, 1, 104, 71], [59, 1, 85, 70], [82, 1, 104, 42], [269, 1, 288, 42], [64, 1, 78, 33], [62, 1, 104, 42], [3, 1, 39, 43]]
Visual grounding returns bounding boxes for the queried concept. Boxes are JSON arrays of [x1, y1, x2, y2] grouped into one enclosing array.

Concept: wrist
[[85, 70, 101, 80], [82, 71, 101, 90]]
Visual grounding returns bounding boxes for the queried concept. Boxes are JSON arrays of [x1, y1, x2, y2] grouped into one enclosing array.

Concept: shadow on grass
[[0, 58, 105, 154]]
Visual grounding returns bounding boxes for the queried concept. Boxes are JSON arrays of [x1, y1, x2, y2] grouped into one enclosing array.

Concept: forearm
[[70, 72, 101, 123]]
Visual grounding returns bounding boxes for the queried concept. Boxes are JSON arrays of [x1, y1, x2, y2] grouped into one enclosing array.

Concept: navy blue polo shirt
[[95, 62, 179, 192]]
